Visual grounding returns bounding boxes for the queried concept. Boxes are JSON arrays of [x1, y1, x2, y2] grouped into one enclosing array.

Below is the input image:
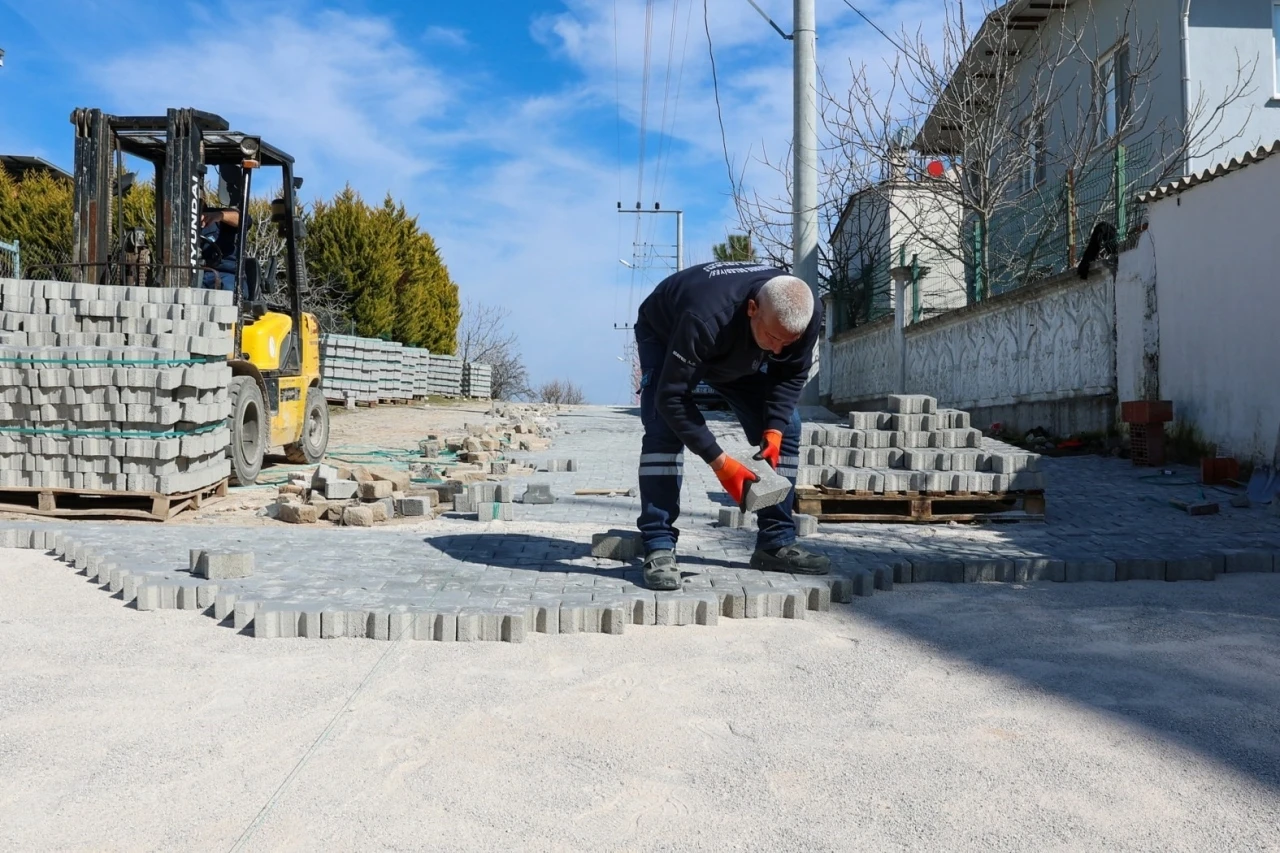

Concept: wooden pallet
[[795, 486, 1045, 523], [0, 479, 229, 522]]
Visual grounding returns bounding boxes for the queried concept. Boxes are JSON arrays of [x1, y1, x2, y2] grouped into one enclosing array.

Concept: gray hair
[[758, 275, 814, 335]]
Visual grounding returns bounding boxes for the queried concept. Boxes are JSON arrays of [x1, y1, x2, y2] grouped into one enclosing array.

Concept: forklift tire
[[284, 386, 330, 464], [229, 376, 267, 486]]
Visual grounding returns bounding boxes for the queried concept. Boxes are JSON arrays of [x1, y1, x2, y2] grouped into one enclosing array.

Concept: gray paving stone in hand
[[741, 459, 791, 512]]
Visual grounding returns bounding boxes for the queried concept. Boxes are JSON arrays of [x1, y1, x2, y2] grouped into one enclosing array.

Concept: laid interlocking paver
[[2, 406, 1279, 643]]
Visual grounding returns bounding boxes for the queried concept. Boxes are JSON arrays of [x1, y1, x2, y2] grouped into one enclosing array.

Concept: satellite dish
[[926, 160, 946, 178], [890, 126, 914, 150]]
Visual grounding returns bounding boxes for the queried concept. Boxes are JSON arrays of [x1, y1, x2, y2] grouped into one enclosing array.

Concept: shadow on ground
[[811, 534, 1280, 791], [427, 527, 1280, 789]]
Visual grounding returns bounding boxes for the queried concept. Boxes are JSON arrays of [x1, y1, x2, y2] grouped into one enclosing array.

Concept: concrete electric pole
[[747, 0, 821, 402], [792, 0, 818, 299], [792, 0, 821, 403]]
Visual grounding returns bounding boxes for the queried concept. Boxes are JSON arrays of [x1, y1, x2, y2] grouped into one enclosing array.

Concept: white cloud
[[96, 9, 453, 193], [423, 25, 469, 48], [77, 0, 948, 404]]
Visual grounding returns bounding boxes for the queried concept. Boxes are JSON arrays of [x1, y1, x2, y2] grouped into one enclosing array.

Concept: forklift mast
[[67, 107, 307, 340]]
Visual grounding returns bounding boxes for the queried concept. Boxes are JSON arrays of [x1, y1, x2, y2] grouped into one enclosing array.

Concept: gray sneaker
[[642, 549, 681, 591], [749, 544, 831, 575]]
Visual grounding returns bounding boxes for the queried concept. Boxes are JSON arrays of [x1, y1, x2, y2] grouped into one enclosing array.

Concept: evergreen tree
[[0, 166, 73, 276], [306, 186, 400, 338], [712, 233, 757, 263]]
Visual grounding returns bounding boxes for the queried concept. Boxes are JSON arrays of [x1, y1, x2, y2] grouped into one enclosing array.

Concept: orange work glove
[[714, 455, 759, 507], [753, 429, 784, 469]]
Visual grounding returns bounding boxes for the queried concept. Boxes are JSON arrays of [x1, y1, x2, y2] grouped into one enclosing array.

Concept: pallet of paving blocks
[[403, 346, 431, 399], [793, 394, 1046, 523], [0, 278, 235, 519], [462, 361, 492, 399], [428, 353, 463, 398], [372, 340, 409, 403], [319, 334, 380, 404]]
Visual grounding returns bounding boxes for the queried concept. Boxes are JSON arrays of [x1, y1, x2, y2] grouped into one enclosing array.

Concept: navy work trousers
[[634, 325, 802, 556]]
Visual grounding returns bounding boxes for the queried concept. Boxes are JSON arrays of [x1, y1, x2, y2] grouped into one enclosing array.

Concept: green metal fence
[[971, 136, 1158, 299], [828, 253, 892, 335], [0, 239, 18, 278]]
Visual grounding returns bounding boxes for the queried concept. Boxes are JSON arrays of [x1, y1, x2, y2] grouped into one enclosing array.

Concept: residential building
[[826, 149, 967, 334], [831, 0, 1280, 320]]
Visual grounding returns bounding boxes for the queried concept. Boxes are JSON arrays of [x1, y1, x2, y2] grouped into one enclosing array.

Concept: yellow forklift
[[68, 107, 329, 485]]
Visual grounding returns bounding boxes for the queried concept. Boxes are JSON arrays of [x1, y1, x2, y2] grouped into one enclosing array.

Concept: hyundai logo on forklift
[[189, 174, 202, 270]]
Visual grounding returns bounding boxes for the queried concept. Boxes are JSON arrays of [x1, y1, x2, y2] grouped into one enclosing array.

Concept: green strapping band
[[0, 422, 225, 440], [0, 356, 224, 367]]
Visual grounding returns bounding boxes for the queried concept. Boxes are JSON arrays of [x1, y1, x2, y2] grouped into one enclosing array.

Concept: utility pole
[[792, 0, 818, 297], [617, 203, 684, 272], [793, 0, 820, 403]]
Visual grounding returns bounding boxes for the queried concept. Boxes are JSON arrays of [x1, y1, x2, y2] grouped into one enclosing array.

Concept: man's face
[[747, 299, 803, 355]]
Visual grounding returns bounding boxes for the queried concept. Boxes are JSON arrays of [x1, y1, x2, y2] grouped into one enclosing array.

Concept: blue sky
[[0, 0, 934, 403]]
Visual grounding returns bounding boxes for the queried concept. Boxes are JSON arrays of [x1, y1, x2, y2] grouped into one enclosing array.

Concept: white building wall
[[1188, 0, 1280, 171], [1114, 230, 1160, 405], [888, 182, 968, 318], [1147, 154, 1280, 463]]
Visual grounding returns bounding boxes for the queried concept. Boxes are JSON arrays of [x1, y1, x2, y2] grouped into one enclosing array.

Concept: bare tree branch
[[456, 299, 530, 401]]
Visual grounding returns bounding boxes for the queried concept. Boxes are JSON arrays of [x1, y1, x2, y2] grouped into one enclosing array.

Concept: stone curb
[[3, 527, 1276, 644]]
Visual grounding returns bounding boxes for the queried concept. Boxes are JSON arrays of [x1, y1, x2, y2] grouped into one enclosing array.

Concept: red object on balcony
[[1121, 400, 1174, 425]]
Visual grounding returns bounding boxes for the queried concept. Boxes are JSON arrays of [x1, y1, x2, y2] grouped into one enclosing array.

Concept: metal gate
[[0, 238, 18, 278]]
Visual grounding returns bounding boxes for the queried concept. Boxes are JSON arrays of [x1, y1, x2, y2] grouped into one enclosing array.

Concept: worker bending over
[[633, 261, 831, 591]]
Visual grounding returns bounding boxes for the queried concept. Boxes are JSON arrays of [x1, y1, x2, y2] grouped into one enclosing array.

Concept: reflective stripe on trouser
[[639, 452, 683, 479]]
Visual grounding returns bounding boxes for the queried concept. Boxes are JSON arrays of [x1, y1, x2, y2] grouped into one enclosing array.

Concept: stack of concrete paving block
[[427, 354, 463, 398], [370, 340, 408, 402], [796, 394, 1046, 494], [319, 334, 380, 404], [0, 278, 234, 494], [403, 347, 431, 398], [462, 362, 492, 399]]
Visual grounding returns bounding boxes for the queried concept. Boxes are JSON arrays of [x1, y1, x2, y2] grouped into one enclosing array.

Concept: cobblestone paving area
[[3, 407, 1278, 642]]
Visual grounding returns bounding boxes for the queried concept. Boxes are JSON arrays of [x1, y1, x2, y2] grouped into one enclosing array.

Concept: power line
[[651, 0, 696, 214], [703, 0, 741, 216], [635, 0, 656, 206], [840, 0, 914, 63]]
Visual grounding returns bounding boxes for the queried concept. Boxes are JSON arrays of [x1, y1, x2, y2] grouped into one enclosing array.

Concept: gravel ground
[[2, 547, 1277, 852]]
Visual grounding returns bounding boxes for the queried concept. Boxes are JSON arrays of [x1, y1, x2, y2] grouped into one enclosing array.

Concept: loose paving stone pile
[[269, 462, 427, 525], [798, 393, 1045, 493], [0, 278, 233, 494]]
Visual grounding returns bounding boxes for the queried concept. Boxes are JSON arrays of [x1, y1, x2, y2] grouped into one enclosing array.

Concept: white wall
[[1189, 0, 1280, 172], [1147, 152, 1280, 463], [826, 268, 1117, 435], [1115, 230, 1159, 405], [902, 272, 1115, 416], [888, 182, 968, 319], [826, 318, 895, 406]]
